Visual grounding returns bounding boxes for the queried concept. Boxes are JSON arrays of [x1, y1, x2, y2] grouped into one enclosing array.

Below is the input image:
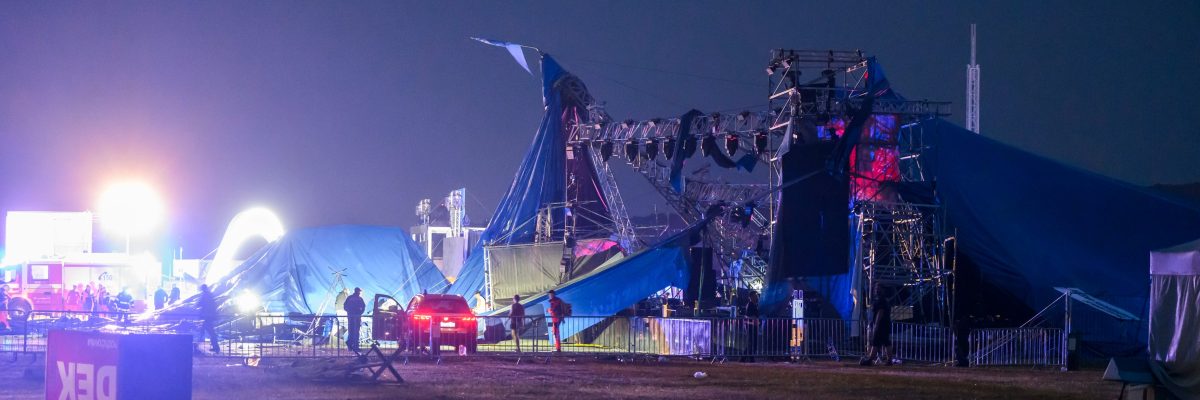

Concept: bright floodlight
[[234, 290, 261, 314], [207, 207, 286, 285], [97, 181, 165, 235]]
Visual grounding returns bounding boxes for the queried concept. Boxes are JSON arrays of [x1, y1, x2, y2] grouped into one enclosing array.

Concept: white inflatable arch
[[206, 207, 285, 285]]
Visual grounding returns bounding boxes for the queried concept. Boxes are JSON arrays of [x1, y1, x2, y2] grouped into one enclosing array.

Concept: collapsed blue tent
[[448, 53, 614, 303], [171, 225, 450, 316], [918, 119, 1200, 346], [484, 223, 703, 338]]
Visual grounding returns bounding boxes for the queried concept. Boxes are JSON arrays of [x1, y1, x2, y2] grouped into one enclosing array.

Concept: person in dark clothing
[[861, 284, 893, 366], [547, 290, 564, 352], [744, 291, 761, 361], [154, 286, 168, 310], [168, 284, 181, 304], [82, 287, 95, 313], [509, 294, 526, 353], [0, 285, 10, 330], [343, 287, 366, 353], [198, 284, 220, 354], [114, 288, 134, 323]]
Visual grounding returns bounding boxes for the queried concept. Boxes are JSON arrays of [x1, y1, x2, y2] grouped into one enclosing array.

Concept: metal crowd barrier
[[0, 310, 1063, 368], [968, 327, 1065, 368]]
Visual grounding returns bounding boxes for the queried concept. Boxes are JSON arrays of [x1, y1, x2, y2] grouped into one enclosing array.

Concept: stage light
[[98, 181, 164, 236], [235, 290, 261, 314], [754, 131, 769, 155], [625, 139, 639, 161], [208, 207, 285, 285], [98, 181, 165, 254], [644, 140, 659, 161], [600, 141, 614, 162], [663, 138, 676, 160], [724, 133, 739, 156], [701, 135, 717, 157]]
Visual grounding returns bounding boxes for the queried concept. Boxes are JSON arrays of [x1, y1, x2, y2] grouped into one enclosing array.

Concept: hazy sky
[[2, 1, 1198, 255]]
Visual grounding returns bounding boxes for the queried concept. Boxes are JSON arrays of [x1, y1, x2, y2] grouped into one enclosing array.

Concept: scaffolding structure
[[854, 201, 951, 324], [562, 49, 953, 314]]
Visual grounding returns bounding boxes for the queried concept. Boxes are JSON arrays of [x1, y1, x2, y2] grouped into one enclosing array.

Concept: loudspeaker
[[685, 247, 717, 304]]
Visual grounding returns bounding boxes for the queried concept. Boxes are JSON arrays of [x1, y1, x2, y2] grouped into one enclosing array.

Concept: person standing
[[96, 285, 109, 312], [343, 287, 366, 353], [154, 286, 168, 310], [509, 294, 526, 353], [66, 284, 82, 312], [861, 284, 893, 366], [0, 285, 10, 331], [114, 287, 134, 323], [198, 284, 220, 354], [82, 286, 95, 314], [744, 291, 761, 361], [547, 290, 565, 352], [168, 284, 181, 305]]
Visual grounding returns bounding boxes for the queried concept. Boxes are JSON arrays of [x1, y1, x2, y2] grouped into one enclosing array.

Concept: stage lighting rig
[[624, 139, 639, 161], [701, 134, 718, 157], [663, 137, 676, 160], [683, 136, 699, 158], [724, 133, 739, 156], [754, 131, 769, 155], [600, 141, 614, 162], [644, 140, 659, 161]]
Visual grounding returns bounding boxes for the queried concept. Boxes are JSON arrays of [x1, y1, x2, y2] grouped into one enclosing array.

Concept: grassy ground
[[1, 353, 1118, 399]]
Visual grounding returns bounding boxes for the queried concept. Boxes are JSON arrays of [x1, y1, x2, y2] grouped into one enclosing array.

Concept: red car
[[406, 294, 477, 354]]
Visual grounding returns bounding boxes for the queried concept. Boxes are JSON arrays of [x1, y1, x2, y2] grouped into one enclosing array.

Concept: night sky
[[2, 1, 1197, 256]]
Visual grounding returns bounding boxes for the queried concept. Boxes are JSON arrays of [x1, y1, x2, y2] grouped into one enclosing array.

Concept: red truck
[[0, 253, 156, 321]]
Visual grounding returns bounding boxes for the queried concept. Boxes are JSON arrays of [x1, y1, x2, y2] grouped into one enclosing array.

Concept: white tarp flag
[[471, 37, 532, 75]]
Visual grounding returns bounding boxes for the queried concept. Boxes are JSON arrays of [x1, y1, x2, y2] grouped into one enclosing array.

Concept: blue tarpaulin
[[169, 225, 448, 316], [920, 118, 1200, 344], [484, 223, 703, 338], [449, 52, 613, 303]]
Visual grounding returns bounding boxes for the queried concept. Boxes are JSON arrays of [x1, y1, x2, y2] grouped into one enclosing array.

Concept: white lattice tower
[[967, 24, 981, 134]]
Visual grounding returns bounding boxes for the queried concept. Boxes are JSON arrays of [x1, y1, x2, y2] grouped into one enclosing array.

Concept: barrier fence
[[967, 327, 1066, 368], [0, 310, 1064, 368]]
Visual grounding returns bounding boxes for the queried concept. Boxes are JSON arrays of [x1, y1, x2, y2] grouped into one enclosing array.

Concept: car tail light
[[413, 314, 430, 320], [462, 317, 476, 321]]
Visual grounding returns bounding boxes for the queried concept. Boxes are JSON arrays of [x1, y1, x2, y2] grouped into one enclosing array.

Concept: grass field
[[1, 353, 1118, 399]]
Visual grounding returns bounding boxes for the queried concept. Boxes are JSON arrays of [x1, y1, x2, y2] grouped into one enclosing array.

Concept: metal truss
[[855, 201, 951, 324], [586, 142, 638, 251]]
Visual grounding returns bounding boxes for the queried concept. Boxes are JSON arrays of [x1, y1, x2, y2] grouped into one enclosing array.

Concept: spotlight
[[625, 139, 639, 161], [644, 140, 659, 161], [701, 135, 717, 157], [754, 131, 769, 155], [683, 136, 699, 158], [600, 142, 614, 162], [663, 138, 676, 160], [724, 133, 739, 156], [235, 290, 261, 314]]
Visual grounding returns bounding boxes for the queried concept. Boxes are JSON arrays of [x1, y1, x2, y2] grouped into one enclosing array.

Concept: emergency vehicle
[[0, 253, 158, 321]]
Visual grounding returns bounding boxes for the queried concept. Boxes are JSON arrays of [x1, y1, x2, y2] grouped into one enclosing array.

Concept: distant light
[[207, 207, 285, 285], [97, 182, 164, 235], [235, 290, 260, 314]]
